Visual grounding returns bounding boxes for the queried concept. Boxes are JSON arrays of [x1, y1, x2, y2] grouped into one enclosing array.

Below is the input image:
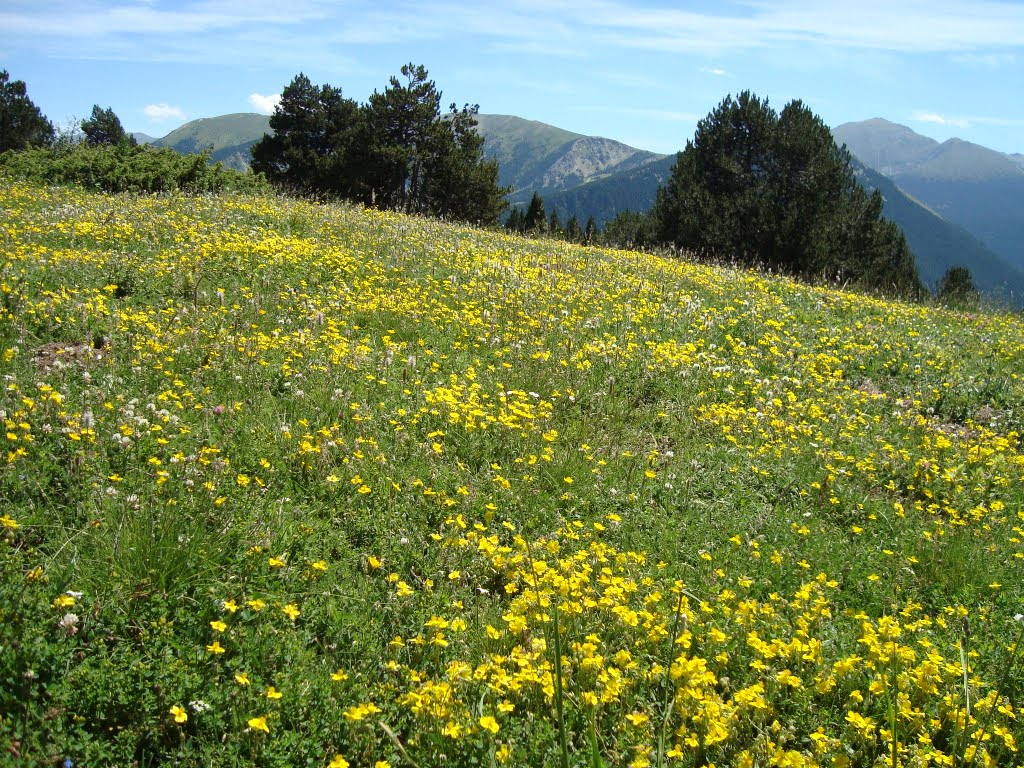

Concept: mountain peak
[[473, 113, 663, 201], [832, 119, 939, 176]]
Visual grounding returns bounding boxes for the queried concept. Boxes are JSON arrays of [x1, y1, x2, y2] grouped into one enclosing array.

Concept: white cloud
[[911, 110, 1024, 130], [144, 103, 185, 121], [248, 92, 281, 114], [4, 0, 1024, 65], [911, 110, 972, 128], [951, 51, 1017, 68], [699, 66, 730, 77]]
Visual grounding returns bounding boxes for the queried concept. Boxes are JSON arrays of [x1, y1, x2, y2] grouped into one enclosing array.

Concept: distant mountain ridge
[[833, 119, 1024, 273], [851, 160, 1024, 303], [833, 118, 1024, 181], [543, 155, 675, 227], [151, 113, 270, 171], [144, 112, 666, 194], [473, 114, 666, 204]]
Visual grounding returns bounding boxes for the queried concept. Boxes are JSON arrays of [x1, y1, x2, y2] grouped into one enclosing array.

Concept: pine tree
[[653, 91, 922, 298], [566, 215, 582, 243], [524, 192, 546, 234], [81, 105, 133, 147], [936, 266, 980, 308], [0, 70, 54, 153], [364, 64, 442, 213], [361, 65, 507, 224], [548, 209, 562, 238], [604, 210, 655, 250], [250, 73, 362, 197], [251, 65, 508, 225], [584, 216, 598, 245], [419, 103, 508, 225], [506, 207, 524, 233]]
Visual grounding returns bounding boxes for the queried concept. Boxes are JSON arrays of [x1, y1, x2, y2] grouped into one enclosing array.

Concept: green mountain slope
[[892, 176, 1024, 272], [152, 113, 270, 171], [473, 113, 582, 189], [854, 161, 1024, 305], [474, 114, 666, 204], [834, 119, 1024, 271], [146, 111, 665, 190], [543, 155, 675, 227]]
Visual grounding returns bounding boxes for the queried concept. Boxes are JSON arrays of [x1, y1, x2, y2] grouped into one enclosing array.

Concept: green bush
[[0, 141, 268, 195]]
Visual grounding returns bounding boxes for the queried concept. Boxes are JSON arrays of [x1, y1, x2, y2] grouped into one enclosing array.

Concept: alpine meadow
[[2, 177, 1023, 766], [2, 60, 1024, 768]]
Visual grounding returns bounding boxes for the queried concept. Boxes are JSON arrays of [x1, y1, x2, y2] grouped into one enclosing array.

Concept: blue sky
[[3, 0, 1023, 155]]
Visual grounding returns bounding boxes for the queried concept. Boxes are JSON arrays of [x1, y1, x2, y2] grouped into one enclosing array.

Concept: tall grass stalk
[[656, 587, 690, 768], [552, 599, 570, 768], [887, 636, 900, 768]]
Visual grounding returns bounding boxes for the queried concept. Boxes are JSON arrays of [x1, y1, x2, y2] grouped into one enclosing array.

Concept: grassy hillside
[[545, 152, 1024, 305], [3, 179, 1023, 767], [152, 113, 271, 171], [475, 114, 665, 202]]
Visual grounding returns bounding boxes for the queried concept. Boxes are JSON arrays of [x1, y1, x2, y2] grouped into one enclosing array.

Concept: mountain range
[[832, 119, 1024, 280], [473, 114, 666, 205], [137, 112, 1023, 305], [144, 113, 272, 171]]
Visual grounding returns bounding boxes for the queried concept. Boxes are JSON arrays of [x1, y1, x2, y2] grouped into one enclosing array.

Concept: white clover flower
[[58, 613, 80, 636]]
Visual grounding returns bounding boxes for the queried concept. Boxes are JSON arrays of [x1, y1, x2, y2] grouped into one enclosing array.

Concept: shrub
[[0, 141, 268, 195]]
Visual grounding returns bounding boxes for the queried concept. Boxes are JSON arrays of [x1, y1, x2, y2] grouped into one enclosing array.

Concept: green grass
[[1, 178, 1022, 767]]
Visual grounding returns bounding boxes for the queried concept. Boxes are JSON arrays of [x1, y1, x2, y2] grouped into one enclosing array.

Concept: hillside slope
[[140, 112, 1023, 297], [854, 161, 1024, 304], [474, 113, 666, 203], [4, 178, 1023, 764], [151, 112, 270, 171], [543, 154, 675, 227]]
